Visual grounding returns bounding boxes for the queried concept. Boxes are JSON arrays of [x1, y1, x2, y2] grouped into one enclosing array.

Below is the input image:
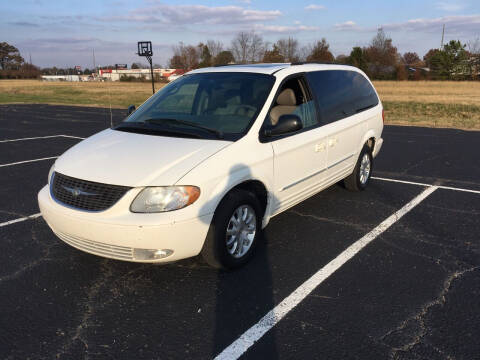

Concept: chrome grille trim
[[54, 230, 134, 260], [51, 172, 131, 212]]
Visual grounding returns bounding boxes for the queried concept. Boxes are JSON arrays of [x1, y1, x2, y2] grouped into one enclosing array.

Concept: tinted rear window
[[306, 70, 379, 124]]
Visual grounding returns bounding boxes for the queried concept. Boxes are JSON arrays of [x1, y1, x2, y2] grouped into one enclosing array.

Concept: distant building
[[98, 68, 184, 81], [41, 68, 185, 82], [41, 75, 82, 81]]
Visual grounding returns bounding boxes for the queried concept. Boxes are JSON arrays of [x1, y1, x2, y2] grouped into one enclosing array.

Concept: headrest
[[276, 88, 296, 106]]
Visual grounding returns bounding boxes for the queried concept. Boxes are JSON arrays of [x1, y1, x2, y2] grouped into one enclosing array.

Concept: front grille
[[51, 172, 131, 211], [54, 230, 134, 260]]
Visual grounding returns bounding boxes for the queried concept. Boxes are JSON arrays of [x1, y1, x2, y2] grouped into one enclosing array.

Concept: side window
[[268, 76, 318, 129], [306, 70, 378, 124]]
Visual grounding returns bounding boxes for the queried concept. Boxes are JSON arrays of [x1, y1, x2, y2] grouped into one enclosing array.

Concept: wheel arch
[[358, 130, 376, 155], [208, 178, 270, 227]]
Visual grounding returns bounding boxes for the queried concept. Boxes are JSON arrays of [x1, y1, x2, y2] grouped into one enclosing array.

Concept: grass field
[[1, 79, 479, 129]]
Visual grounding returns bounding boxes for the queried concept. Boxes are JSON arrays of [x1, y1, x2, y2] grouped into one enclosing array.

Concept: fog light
[[133, 248, 174, 260]]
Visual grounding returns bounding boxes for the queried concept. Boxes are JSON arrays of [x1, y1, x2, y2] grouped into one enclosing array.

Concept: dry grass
[[373, 80, 480, 106], [0, 80, 163, 108], [1, 79, 479, 129], [373, 81, 480, 130]]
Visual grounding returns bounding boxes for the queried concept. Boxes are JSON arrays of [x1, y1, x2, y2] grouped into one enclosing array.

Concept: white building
[[98, 68, 182, 81]]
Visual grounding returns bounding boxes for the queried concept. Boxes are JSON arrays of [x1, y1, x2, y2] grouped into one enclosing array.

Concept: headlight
[[130, 186, 200, 213], [48, 163, 55, 184]]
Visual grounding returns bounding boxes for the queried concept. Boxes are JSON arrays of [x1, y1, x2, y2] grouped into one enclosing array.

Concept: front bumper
[[38, 186, 213, 263]]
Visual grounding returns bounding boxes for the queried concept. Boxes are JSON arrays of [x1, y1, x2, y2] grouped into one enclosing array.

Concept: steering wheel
[[234, 105, 257, 116]]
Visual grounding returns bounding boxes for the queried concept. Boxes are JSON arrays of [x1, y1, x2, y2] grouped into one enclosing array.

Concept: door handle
[[328, 138, 338, 147], [315, 143, 326, 152]]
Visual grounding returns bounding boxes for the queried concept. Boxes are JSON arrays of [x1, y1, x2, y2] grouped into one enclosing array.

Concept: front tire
[[201, 189, 262, 269], [344, 145, 373, 191]]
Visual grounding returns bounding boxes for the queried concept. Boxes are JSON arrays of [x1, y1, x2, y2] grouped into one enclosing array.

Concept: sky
[[1, 0, 479, 68]]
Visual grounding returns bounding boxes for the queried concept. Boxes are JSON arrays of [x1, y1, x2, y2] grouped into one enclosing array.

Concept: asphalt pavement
[[0, 104, 478, 360]]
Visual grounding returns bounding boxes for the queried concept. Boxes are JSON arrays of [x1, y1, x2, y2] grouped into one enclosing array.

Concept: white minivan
[[38, 63, 384, 269]]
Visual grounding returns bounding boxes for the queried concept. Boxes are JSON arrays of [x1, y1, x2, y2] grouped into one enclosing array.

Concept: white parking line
[[372, 176, 480, 195], [215, 186, 438, 360], [59, 135, 85, 140], [0, 156, 58, 168], [0, 134, 84, 143], [0, 213, 42, 228]]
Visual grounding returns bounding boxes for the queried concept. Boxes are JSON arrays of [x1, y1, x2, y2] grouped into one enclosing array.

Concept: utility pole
[[441, 24, 445, 49], [29, 53, 32, 65], [93, 49, 96, 78]]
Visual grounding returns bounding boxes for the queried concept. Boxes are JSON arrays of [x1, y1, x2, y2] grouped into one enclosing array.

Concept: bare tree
[[402, 52, 421, 65], [364, 28, 399, 78], [231, 31, 265, 64], [249, 32, 265, 63], [276, 38, 299, 62], [206, 40, 223, 60], [169, 42, 199, 70], [467, 37, 480, 78], [231, 32, 250, 64]]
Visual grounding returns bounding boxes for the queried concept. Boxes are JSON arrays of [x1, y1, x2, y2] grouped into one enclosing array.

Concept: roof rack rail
[[290, 61, 335, 65]]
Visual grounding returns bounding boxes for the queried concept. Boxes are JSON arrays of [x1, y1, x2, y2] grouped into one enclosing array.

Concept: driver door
[[267, 75, 329, 215]]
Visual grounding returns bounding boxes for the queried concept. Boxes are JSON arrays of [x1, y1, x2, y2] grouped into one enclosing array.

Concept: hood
[[54, 129, 231, 187]]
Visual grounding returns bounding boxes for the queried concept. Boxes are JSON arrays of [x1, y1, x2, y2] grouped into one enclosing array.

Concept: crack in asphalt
[[378, 266, 479, 359], [0, 222, 61, 283], [0, 209, 27, 218], [288, 210, 371, 232], [56, 259, 115, 360], [400, 155, 445, 176]]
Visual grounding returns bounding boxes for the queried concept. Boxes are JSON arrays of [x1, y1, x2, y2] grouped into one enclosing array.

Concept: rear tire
[[344, 145, 373, 191], [201, 189, 262, 269]]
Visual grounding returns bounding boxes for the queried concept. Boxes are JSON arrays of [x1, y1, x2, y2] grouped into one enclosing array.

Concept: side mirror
[[264, 114, 303, 137], [127, 104, 136, 115]]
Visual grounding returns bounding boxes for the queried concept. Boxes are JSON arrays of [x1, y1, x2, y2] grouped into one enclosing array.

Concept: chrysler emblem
[[62, 185, 98, 197]]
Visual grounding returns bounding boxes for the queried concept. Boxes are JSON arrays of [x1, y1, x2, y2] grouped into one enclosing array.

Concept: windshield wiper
[[143, 118, 224, 139]]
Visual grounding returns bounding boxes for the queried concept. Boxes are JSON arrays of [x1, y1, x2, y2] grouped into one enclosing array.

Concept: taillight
[[382, 109, 385, 123]]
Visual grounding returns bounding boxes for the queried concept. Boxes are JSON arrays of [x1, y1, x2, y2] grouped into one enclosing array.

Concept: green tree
[[347, 47, 368, 72], [306, 38, 334, 63], [0, 42, 24, 70], [262, 44, 285, 63], [131, 62, 140, 69], [198, 43, 212, 68], [429, 40, 468, 79], [213, 50, 235, 66]]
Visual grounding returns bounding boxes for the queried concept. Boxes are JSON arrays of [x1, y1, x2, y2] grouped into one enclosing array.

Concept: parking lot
[[0, 104, 479, 360]]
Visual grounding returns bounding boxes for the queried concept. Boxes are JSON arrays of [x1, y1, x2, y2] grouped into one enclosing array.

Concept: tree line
[[1, 30, 479, 80], [168, 29, 480, 80]]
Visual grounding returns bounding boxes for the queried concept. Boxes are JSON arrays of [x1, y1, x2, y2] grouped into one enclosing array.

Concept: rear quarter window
[[306, 70, 379, 124]]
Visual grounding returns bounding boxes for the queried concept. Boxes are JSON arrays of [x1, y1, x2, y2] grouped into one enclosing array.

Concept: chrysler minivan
[[38, 63, 384, 269]]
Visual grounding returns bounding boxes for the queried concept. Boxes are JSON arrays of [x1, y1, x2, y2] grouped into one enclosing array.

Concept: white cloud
[[252, 24, 319, 33], [304, 4, 325, 10], [436, 2, 466, 12], [381, 14, 480, 34], [102, 4, 281, 25], [334, 21, 358, 31]]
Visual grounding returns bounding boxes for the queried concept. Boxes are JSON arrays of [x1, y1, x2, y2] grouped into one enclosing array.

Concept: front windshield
[[123, 72, 275, 140]]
